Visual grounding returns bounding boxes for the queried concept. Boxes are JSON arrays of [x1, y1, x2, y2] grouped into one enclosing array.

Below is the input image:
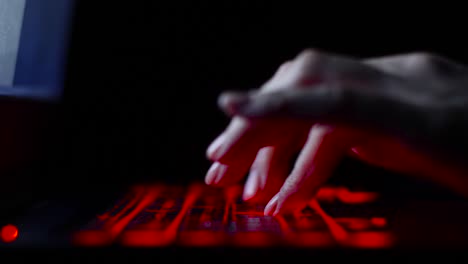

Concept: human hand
[[205, 49, 468, 216]]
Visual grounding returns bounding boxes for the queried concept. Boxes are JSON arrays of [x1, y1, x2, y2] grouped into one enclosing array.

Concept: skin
[[205, 49, 468, 216]]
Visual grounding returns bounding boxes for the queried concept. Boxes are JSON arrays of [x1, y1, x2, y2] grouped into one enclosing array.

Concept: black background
[[33, 1, 468, 197], [0, 3, 466, 259]]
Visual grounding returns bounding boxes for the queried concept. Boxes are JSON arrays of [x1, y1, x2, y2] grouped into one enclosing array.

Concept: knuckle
[[294, 49, 327, 81], [278, 61, 292, 72], [297, 48, 324, 64], [408, 52, 438, 67], [405, 52, 457, 75]]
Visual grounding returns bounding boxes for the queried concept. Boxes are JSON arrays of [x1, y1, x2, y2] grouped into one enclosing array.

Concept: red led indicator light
[[1, 224, 18, 243]]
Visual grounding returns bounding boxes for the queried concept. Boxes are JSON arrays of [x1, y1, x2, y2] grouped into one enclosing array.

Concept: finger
[[206, 117, 258, 163], [205, 159, 252, 187], [205, 118, 310, 186], [265, 124, 358, 216], [243, 147, 278, 201], [205, 117, 267, 186], [243, 133, 307, 202], [205, 162, 227, 185]]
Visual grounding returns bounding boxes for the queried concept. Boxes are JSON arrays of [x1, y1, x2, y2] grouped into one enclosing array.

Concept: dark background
[[19, 2, 468, 199], [0, 3, 467, 259]]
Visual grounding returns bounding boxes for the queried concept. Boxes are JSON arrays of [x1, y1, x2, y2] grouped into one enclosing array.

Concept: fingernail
[[205, 163, 221, 185], [218, 92, 250, 116], [212, 164, 228, 185], [206, 134, 226, 161], [242, 171, 259, 201], [264, 194, 279, 216]]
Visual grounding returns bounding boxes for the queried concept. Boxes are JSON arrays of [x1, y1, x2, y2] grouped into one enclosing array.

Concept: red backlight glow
[[370, 217, 387, 228], [72, 183, 394, 249], [346, 231, 394, 249]]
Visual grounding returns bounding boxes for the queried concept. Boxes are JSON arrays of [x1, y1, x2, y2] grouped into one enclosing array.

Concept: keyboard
[[72, 183, 395, 249]]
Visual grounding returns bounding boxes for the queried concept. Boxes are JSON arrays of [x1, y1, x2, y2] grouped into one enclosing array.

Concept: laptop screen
[[0, 0, 25, 86], [0, 0, 75, 101]]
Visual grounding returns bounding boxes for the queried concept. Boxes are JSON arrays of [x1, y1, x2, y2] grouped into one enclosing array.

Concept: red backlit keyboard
[[72, 183, 395, 248]]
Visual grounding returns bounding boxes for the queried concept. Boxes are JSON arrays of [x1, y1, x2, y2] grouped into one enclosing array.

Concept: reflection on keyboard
[[72, 183, 394, 248]]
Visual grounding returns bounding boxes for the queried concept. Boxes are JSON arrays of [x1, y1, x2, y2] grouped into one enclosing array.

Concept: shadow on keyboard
[[72, 183, 394, 249]]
